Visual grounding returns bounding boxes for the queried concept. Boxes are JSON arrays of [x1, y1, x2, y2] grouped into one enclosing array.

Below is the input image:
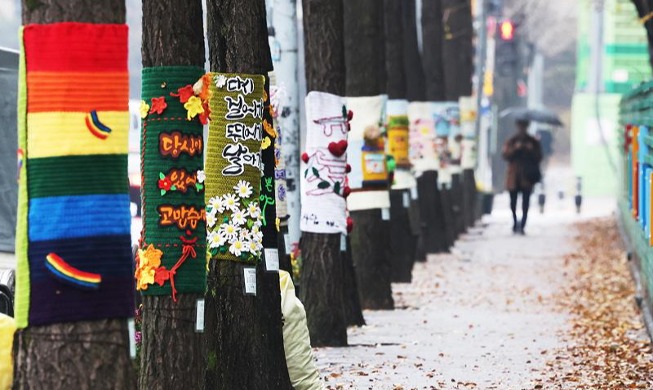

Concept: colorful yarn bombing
[[45, 253, 102, 290], [85, 110, 112, 140], [15, 23, 134, 328], [138, 66, 207, 299], [205, 73, 265, 264]]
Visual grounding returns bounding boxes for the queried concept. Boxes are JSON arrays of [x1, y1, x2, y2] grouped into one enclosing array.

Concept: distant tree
[[299, 0, 350, 346]]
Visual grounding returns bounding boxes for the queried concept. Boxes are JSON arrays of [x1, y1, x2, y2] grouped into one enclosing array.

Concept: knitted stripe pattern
[[16, 23, 133, 327], [136, 66, 207, 298], [205, 73, 265, 264]]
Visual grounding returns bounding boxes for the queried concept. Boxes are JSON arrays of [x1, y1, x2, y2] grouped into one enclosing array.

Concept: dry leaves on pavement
[[532, 218, 653, 389]]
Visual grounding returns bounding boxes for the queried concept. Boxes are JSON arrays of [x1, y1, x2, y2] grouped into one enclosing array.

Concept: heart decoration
[[301, 152, 310, 163], [346, 216, 354, 233], [347, 110, 354, 121], [342, 186, 351, 198], [345, 164, 352, 173], [328, 140, 348, 157]]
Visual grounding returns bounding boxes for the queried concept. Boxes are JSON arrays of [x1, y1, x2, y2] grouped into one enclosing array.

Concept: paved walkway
[[315, 179, 615, 389]]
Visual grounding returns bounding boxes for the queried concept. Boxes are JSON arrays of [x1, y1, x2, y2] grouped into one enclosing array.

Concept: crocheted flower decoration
[[184, 96, 204, 121], [170, 85, 195, 103], [139, 100, 150, 119], [135, 244, 166, 291], [149, 97, 167, 115]]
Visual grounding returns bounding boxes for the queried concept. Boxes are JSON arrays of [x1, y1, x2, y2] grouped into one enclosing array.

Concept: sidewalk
[[315, 190, 616, 389]]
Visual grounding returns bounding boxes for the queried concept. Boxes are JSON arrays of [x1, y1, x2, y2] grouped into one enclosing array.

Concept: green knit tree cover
[[205, 73, 265, 264], [137, 66, 207, 299]]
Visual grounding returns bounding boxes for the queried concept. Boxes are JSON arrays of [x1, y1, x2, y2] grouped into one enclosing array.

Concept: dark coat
[[502, 133, 543, 192]]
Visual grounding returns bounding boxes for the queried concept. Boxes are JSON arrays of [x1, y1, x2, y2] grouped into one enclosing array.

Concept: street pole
[[474, 0, 487, 146]]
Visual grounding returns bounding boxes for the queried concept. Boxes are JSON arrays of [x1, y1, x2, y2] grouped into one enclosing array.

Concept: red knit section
[[24, 22, 128, 72]]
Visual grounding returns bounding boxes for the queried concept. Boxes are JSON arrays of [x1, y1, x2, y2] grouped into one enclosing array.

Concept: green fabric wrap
[[14, 26, 29, 328], [139, 66, 207, 296], [206, 73, 265, 264]]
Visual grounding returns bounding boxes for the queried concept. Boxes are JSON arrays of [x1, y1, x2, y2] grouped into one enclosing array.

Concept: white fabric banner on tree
[[345, 95, 387, 190], [387, 99, 415, 190], [408, 102, 439, 174], [300, 91, 349, 234]]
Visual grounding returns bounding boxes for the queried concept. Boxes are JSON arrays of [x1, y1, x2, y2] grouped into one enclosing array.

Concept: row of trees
[[13, 0, 474, 388]]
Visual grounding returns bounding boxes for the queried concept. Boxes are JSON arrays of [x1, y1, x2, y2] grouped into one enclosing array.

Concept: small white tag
[[340, 234, 347, 252], [381, 208, 390, 221], [283, 233, 292, 254], [195, 299, 205, 333], [410, 186, 418, 200], [264, 248, 280, 271], [243, 267, 257, 295], [403, 192, 410, 208], [128, 318, 136, 359]]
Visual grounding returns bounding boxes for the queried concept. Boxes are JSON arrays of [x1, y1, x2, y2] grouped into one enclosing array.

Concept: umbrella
[[500, 107, 563, 126]]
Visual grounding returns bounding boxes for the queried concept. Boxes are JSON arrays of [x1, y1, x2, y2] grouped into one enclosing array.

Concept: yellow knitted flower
[[184, 96, 204, 121], [261, 137, 272, 150], [139, 100, 150, 119]]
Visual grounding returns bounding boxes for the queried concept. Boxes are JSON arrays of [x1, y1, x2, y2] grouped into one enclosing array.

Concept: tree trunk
[[344, 0, 394, 311], [403, 0, 435, 263], [389, 190, 414, 283], [463, 168, 478, 228], [422, 0, 446, 101], [384, 0, 406, 100], [440, 185, 456, 248], [13, 2, 135, 389], [349, 210, 394, 309], [343, 0, 386, 96], [385, 0, 419, 280], [402, 0, 427, 102], [417, 171, 449, 253], [451, 173, 466, 236], [299, 233, 348, 345], [205, 1, 290, 388], [138, 1, 206, 388], [441, 0, 473, 100], [299, 0, 350, 346], [632, 1, 653, 70], [342, 235, 366, 326]]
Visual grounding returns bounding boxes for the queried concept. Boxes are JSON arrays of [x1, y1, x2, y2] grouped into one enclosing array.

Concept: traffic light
[[500, 21, 514, 41], [496, 19, 518, 77]]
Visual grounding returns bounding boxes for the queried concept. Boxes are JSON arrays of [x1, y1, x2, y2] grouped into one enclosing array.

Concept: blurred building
[[571, 0, 651, 196]]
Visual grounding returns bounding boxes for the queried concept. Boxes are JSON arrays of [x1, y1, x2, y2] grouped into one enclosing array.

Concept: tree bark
[[299, 0, 350, 347], [14, 2, 135, 389], [417, 171, 449, 253], [302, 0, 346, 95], [344, 0, 394, 311], [299, 233, 348, 345], [384, 0, 406, 100], [389, 190, 414, 283], [440, 185, 457, 248], [342, 235, 365, 326], [451, 173, 466, 236], [422, 0, 446, 101], [205, 0, 290, 388], [344, 0, 386, 95], [402, 0, 427, 102], [631, 1, 653, 73], [349, 209, 394, 310], [385, 0, 419, 281], [463, 168, 478, 228], [138, 1, 205, 388], [441, 0, 474, 100]]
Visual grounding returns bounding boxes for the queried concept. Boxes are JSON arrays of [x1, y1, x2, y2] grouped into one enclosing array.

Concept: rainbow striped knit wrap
[[205, 73, 265, 264], [15, 23, 133, 328], [137, 67, 207, 299]]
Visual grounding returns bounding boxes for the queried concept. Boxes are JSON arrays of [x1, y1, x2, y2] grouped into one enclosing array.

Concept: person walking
[[502, 120, 543, 234]]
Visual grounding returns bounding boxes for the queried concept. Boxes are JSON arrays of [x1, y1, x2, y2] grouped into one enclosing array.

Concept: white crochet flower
[[234, 180, 253, 199], [222, 193, 240, 213], [232, 210, 246, 226], [229, 239, 245, 256]]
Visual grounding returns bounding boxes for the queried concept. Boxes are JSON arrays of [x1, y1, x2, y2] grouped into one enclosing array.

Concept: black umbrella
[[500, 107, 563, 126]]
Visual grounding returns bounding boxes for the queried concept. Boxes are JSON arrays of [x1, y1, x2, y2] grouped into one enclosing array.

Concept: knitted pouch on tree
[[300, 91, 350, 234], [345, 96, 389, 190], [136, 66, 207, 299], [205, 73, 265, 264], [269, 73, 289, 225], [15, 23, 133, 328]]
